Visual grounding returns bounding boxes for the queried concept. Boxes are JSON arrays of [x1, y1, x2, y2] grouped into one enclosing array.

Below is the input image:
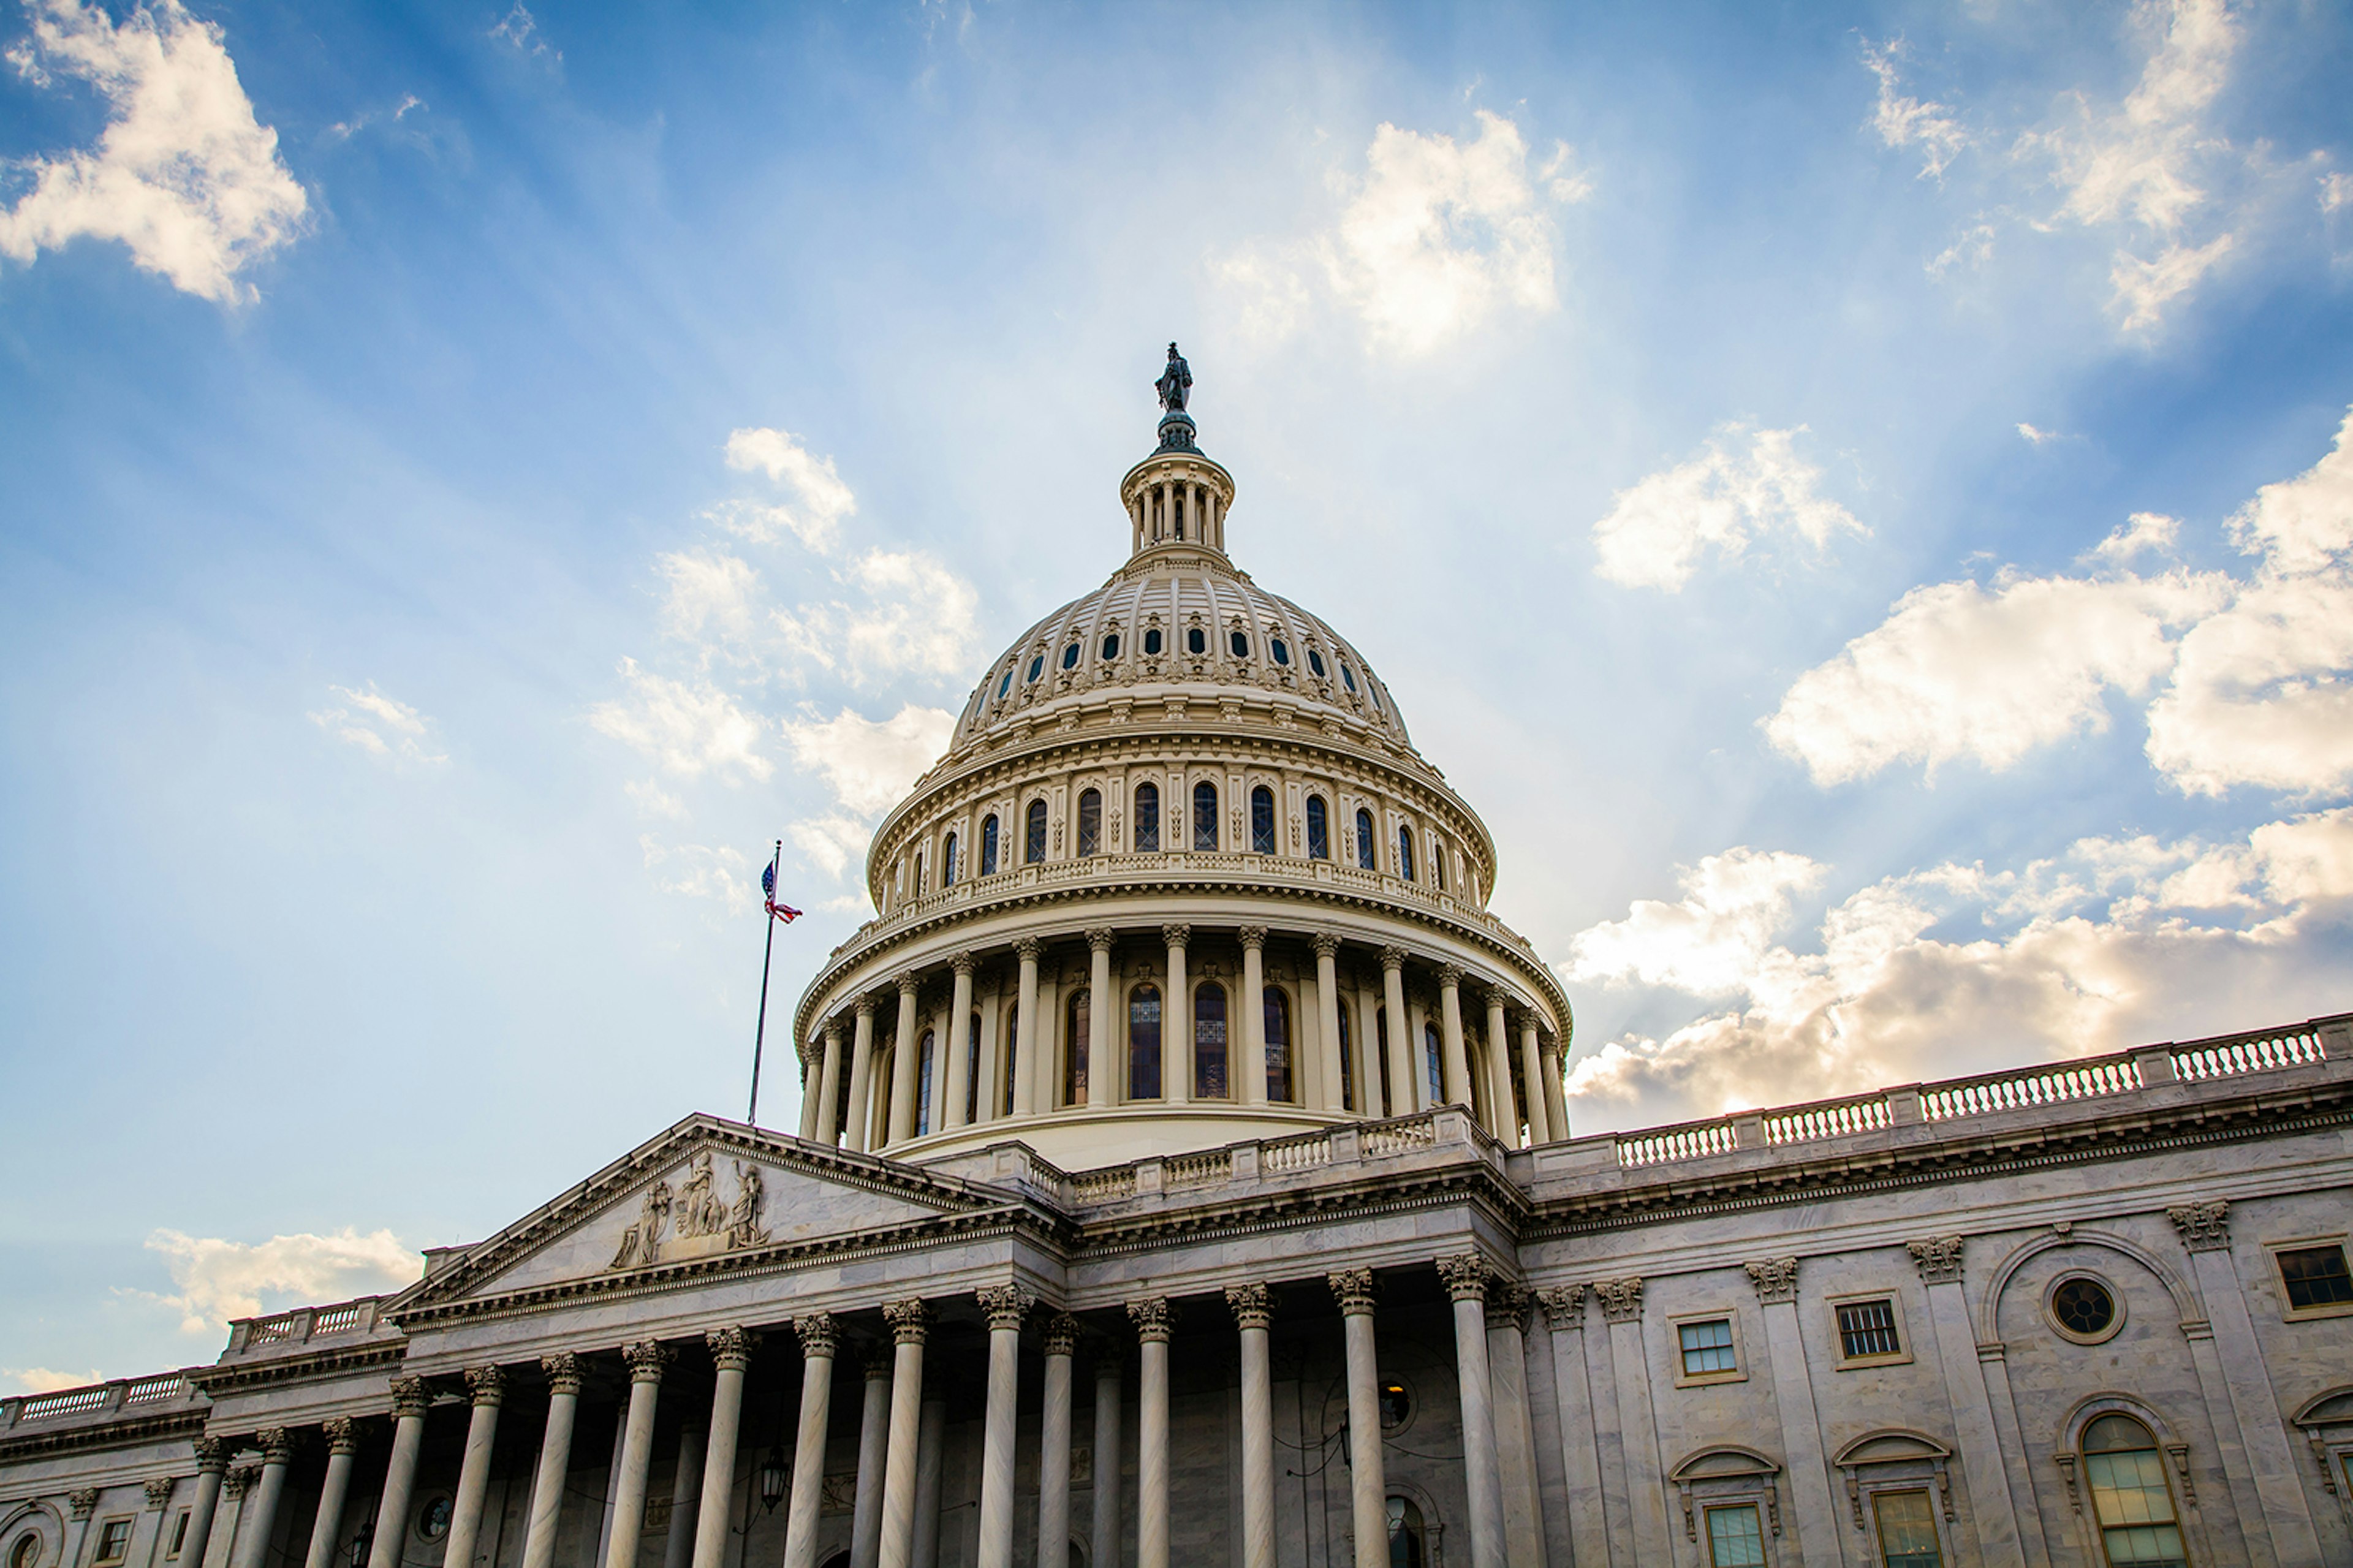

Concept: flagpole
[[748, 839, 781, 1126]]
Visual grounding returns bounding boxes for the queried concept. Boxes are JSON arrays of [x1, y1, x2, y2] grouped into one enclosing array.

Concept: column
[[1437, 966, 1471, 1108], [1012, 940, 1042, 1116], [1484, 1289, 1544, 1568], [2168, 1202, 2327, 1566], [1091, 1357, 1123, 1568], [888, 974, 923, 1145], [520, 1356, 583, 1568], [1227, 1286, 1276, 1568], [1438, 1256, 1508, 1568], [879, 1303, 933, 1568], [1126, 1299, 1174, 1568], [781, 1316, 838, 1568], [1238, 928, 1269, 1105], [1162, 925, 1191, 1106], [1742, 1260, 1843, 1568], [1535, 1289, 1611, 1568], [913, 1396, 947, 1568], [976, 980, 1005, 1124], [442, 1369, 505, 1568], [1328, 1271, 1389, 1568], [976, 1286, 1034, 1568], [367, 1377, 432, 1568], [851, 1345, 892, 1568], [661, 1426, 703, 1568], [1539, 1039, 1569, 1141], [1037, 1314, 1078, 1568], [303, 1421, 361, 1568], [1518, 1021, 1552, 1143], [229, 1430, 293, 1568], [845, 1000, 878, 1153], [142, 1479, 176, 1568], [691, 1329, 754, 1568], [1906, 1239, 2029, 1568], [944, 955, 977, 1131], [1158, 480, 1172, 540], [1484, 995, 1521, 1143], [1595, 1281, 1672, 1567], [1379, 949, 1413, 1115], [1311, 936, 1347, 1112], [815, 1025, 846, 1145], [182, 1441, 229, 1568], [603, 1344, 670, 1568], [1086, 931, 1114, 1108], [65, 1488, 97, 1568]]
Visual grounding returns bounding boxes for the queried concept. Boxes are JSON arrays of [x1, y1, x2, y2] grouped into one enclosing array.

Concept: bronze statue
[[1155, 342, 1192, 414]]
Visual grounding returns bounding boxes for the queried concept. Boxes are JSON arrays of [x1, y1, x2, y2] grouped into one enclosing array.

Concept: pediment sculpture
[[611, 1153, 771, 1270]]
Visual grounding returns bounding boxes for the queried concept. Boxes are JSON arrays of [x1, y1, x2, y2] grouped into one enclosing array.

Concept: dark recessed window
[[1061, 642, 1080, 670], [1193, 781, 1218, 850], [1077, 788, 1102, 857], [1308, 648, 1327, 677], [1270, 637, 1290, 665], [1306, 795, 1329, 860], [2278, 1244, 2353, 1310], [1187, 627, 1207, 655], [1143, 628, 1163, 655], [997, 668, 1014, 699], [1251, 786, 1276, 853], [1836, 1300, 1902, 1359], [1341, 664, 1358, 692], [942, 831, 959, 887], [1398, 825, 1415, 882], [1134, 782, 1160, 852], [980, 814, 999, 876], [2051, 1278, 2115, 1337], [1194, 982, 1229, 1099], [1101, 633, 1120, 659], [1127, 983, 1162, 1100], [1355, 808, 1376, 870], [417, 1499, 452, 1543], [1026, 655, 1045, 683], [1025, 800, 1048, 864], [1230, 629, 1250, 659], [1378, 1382, 1411, 1432]]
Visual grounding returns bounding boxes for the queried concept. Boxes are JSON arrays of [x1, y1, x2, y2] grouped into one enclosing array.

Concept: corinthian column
[[1379, 949, 1413, 1116], [851, 1345, 892, 1568], [521, 1356, 582, 1568], [879, 1302, 932, 1568], [303, 1421, 361, 1568], [442, 1369, 506, 1568], [1037, 1314, 1078, 1568], [1539, 1037, 1569, 1140], [781, 1317, 838, 1568], [367, 1378, 432, 1568], [1162, 925, 1191, 1106], [1090, 1356, 1122, 1568], [1487, 993, 1521, 1143], [1312, 935, 1347, 1112], [229, 1430, 294, 1568], [1227, 1286, 1276, 1568], [1437, 1256, 1507, 1568], [1327, 1271, 1387, 1568], [183, 1439, 230, 1568], [1238, 928, 1269, 1104], [1436, 966, 1471, 1108], [944, 955, 977, 1131], [1086, 931, 1115, 1107], [888, 974, 923, 1145], [845, 999, 878, 1153], [976, 1287, 1034, 1568], [1012, 941, 1042, 1116], [1516, 1017, 1551, 1143], [1126, 1299, 1175, 1568], [692, 1330, 756, 1568], [815, 1023, 846, 1145], [604, 1345, 670, 1568], [1485, 1289, 1544, 1568]]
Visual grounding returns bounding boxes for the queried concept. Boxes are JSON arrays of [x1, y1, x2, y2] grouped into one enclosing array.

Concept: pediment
[[396, 1116, 1022, 1312]]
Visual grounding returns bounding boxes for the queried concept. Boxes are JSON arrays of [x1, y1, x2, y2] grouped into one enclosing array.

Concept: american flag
[[761, 861, 801, 923]]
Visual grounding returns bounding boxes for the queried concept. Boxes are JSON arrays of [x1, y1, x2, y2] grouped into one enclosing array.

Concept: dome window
[[1250, 786, 1276, 853], [1230, 629, 1250, 659], [1026, 655, 1045, 684], [1308, 648, 1327, 678], [1134, 782, 1161, 852], [1187, 627, 1208, 655], [1101, 633, 1120, 660], [942, 831, 959, 886], [1355, 808, 1376, 870], [1398, 824, 1416, 881], [1340, 663, 1358, 693], [1270, 637, 1290, 665], [1061, 643, 1080, 670], [1025, 800, 1048, 864], [1306, 795, 1329, 860], [1143, 628, 1164, 655], [998, 668, 1014, 699], [1193, 781, 1218, 850], [1077, 788, 1102, 856], [980, 814, 1000, 876]]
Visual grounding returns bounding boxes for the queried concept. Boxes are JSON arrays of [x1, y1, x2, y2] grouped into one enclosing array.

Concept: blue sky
[[3, 0, 2350, 1389]]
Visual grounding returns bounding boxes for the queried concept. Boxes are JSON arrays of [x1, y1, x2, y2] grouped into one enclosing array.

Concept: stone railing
[[222, 1296, 385, 1356], [1613, 1013, 2348, 1172], [1055, 1109, 1478, 1208], [1, 1369, 205, 1433]]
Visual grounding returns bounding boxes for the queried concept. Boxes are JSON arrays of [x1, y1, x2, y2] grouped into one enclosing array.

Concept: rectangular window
[[167, 1512, 189, 1559], [2275, 1243, 2353, 1312], [1873, 1490, 1942, 1568], [1680, 1319, 1738, 1376], [94, 1521, 133, 1566], [1704, 1504, 1768, 1568], [1838, 1300, 1903, 1360]]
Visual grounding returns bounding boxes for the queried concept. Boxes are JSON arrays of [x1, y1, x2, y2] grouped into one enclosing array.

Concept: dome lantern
[[1122, 342, 1235, 558]]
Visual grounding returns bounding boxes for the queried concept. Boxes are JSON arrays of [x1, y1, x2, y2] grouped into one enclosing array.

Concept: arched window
[[980, 814, 1000, 876], [1187, 627, 1207, 655], [1101, 632, 1120, 659], [915, 1031, 935, 1136], [1002, 1004, 1019, 1116], [1356, 808, 1376, 870], [1077, 789, 1102, 857], [2081, 1415, 2188, 1568], [1065, 990, 1089, 1105], [1251, 786, 1276, 854], [1423, 1021, 1444, 1108], [1264, 987, 1292, 1102], [1387, 1498, 1427, 1568], [1025, 800, 1048, 864], [1306, 795, 1330, 860], [1398, 825, 1416, 881], [1336, 997, 1355, 1110], [1143, 627, 1163, 656], [1194, 982, 1229, 1099], [942, 831, 959, 887], [1194, 781, 1219, 850], [1374, 1007, 1392, 1116], [912, 852, 924, 895], [1432, 841, 1446, 892], [1128, 984, 1162, 1100], [1230, 629, 1250, 659], [964, 1012, 982, 1124], [1134, 782, 1160, 851], [10, 1531, 44, 1568]]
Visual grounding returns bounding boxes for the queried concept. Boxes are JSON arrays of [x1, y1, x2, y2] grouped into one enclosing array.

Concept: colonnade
[[798, 927, 1570, 1155], [1127, 474, 1224, 553]]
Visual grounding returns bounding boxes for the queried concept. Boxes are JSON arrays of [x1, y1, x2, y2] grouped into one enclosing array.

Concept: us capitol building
[[7, 354, 2352, 1568]]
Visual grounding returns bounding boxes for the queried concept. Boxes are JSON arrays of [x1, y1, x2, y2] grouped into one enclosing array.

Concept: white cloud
[[1216, 111, 1586, 357], [773, 548, 980, 687], [790, 813, 873, 883], [722, 428, 856, 553], [1566, 848, 1825, 996], [2017, 422, 2058, 445], [0, 0, 306, 304], [2, 1366, 104, 1395], [1861, 39, 1969, 180], [308, 683, 447, 766], [656, 550, 765, 659], [1591, 424, 1863, 591], [2087, 510, 2179, 563], [1764, 569, 2228, 784], [1927, 220, 1995, 279], [588, 659, 773, 783], [778, 703, 954, 817], [2325, 173, 2353, 215], [487, 2, 558, 62], [638, 836, 754, 911], [138, 1227, 418, 1337]]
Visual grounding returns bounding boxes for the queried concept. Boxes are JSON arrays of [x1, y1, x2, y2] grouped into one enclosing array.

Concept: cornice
[[1077, 1157, 1531, 1259], [0, 1409, 208, 1465], [185, 1343, 407, 1398]]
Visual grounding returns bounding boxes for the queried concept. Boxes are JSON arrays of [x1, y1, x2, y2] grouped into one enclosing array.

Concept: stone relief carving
[[2167, 1199, 2231, 1252], [609, 1153, 770, 1271], [1745, 1257, 1799, 1305], [1907, 1236, 1966, 1284]]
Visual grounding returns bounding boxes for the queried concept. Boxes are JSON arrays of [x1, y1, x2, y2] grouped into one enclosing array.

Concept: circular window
[[2048, 1275, 2122, 1343], [1270, 637, 1290, 665], [1187, 627, 1207, 655], [11, 1534, 41, 1568], [1143, 628, 1162, 656], [1307, 648, 1325, 677], [1101, 634, 1120, 660], [1378, 1380, 1412, 1433], [415, 1496, 453, 1543], [1026, 655, 1045, 683]]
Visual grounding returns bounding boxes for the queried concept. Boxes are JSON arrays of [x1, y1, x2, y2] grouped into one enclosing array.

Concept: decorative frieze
[[1225, 1283, 1276, 1330], [1535, 1284, 1587, 1331], [1908, 1237, 1965, 1284], [1327, 1269, 1377, 1316], [540, 1353, 583, 1395], [2167, 1200, 2231, 1252], [1745, 1257, 1800, 1305], [1594, 1278, 1645, 1324]]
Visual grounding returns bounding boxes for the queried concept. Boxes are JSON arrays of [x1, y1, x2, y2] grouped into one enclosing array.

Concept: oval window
[[417, 1498, 452, 1542], [1340, 664, 1358, 692], [1308, 648, 1327, 678], [1026, 655, 1045, 683], [1270, 637, 1290, 665], [1143, 628, 1163, 655], [1230, 630, 1250, 659], [2050, 1276, 2119, 1340], [1061, 643, 1080, 670], [1187, 627, 1207, 655], [1101, 633, 1120, 659]]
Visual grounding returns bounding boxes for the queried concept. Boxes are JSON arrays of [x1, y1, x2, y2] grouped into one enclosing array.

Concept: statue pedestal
[[1155, 411, 1197, 453]]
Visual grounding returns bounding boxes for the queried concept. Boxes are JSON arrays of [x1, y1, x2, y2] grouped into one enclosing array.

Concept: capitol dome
[[791, 355, 1571, 1170]]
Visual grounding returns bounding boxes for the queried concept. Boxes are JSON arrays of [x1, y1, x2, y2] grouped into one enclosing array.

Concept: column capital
[[895, 970, 920, 996], [1488, 1282, 1534, 1333], [1126, 1297, 1177, 1343], [861, 1341, 895, 1379], [221, 1468, 257, 1500], [2167, 1199, 2232, 1252], [1534, 1284, 1586, 1331], [1042, 1311, 1082, 1356], [1744, 1257, 1800, 1305], [1907, 1235, 1966, 1284], [1237, 925, 1268, 952], [1436, 1252, 1490, 1302], [322, 1417, 361, 1455], [854, 995, 877, 1019], [1593, 1278, 1645, 1323], [623, 1341, 673, 1383], [257, 1427, 297, 1461], [463, 1366, 506, 1407], [794, 1312, 839, 1358], [950, 951, 979, 976], [1310, 933, 1341, 960], [1435, 963, 1464, 988], [143, 1479, 176, 1511], [977, 1284, 1036, 1331], [706, 1326, 757, 1370], [826, 1019, 847, 1043], [389, 1375, 432, 1419], [884, 1300, 933, 1345], [69, 1489, 100, 1520], [1225, 1283, 1276, 1330], [1014, 937, 1044, 964], [1379, 945, 1408, 973], [1161, 922, 1191, 949], [1327, 1268, 1377, 1316], [192, 1436, 231, 1472], [1086, 928, 1116, 954], [539, 1352, 584, 1395]]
